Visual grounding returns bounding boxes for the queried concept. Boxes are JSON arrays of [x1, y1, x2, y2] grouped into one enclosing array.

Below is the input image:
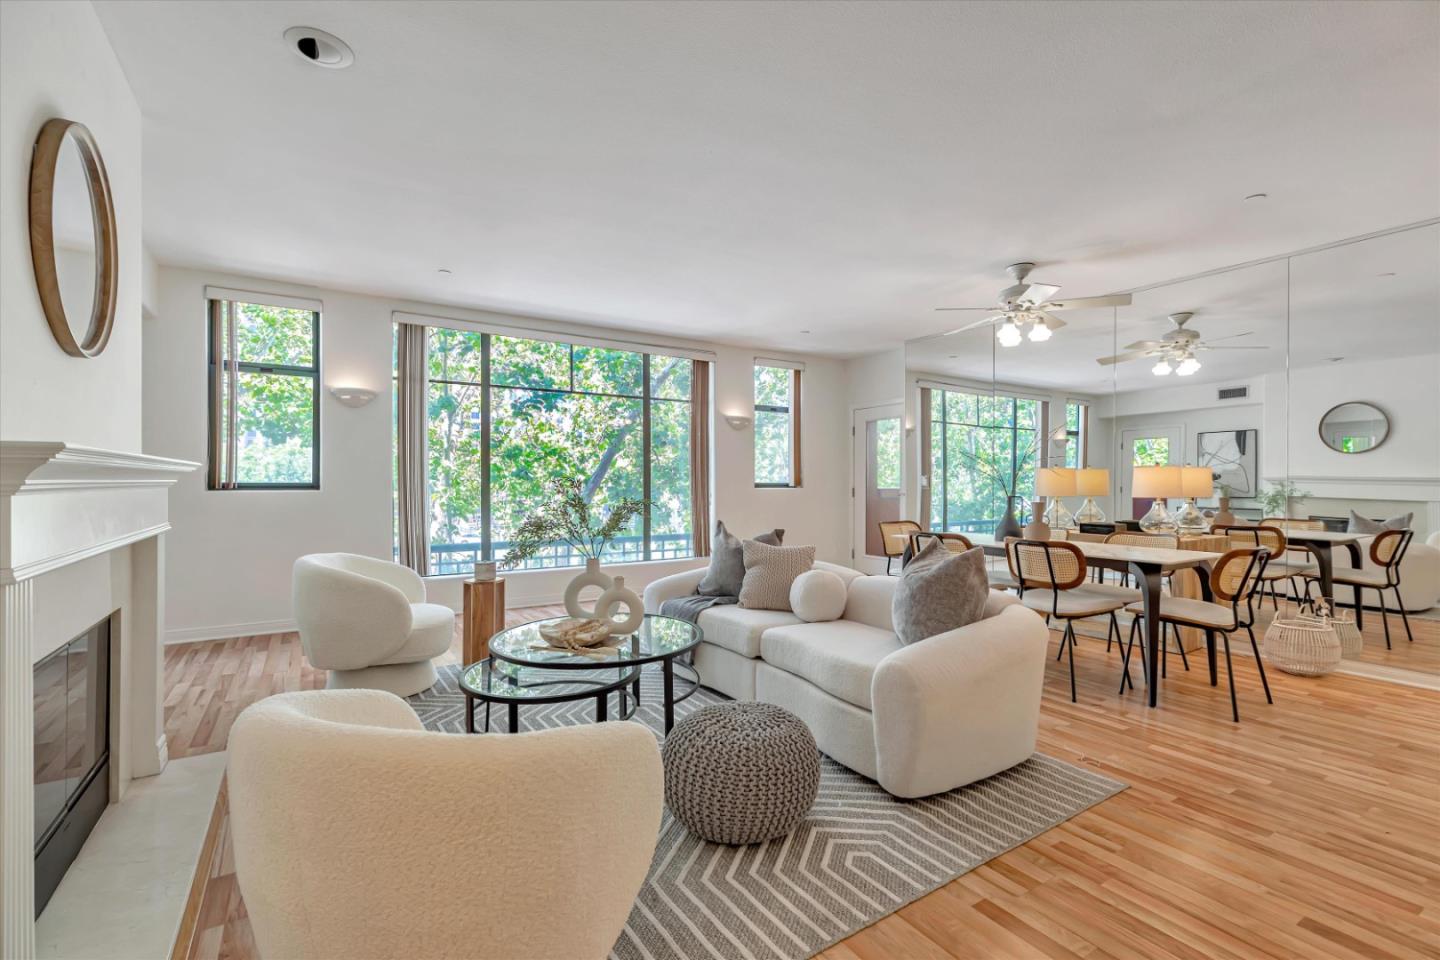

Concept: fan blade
[[1197, 345, 1268, 351], [945, 315, 1004, 335], [1046, 293, 1133, 310], [1120, 339, 1166, 351], [1096, 350, 1152, 366], [1035, 309, 1067, 331], [1017, 283, 1061, 306], [1202, 331, 1254, 344], [934, 306, 999, 312]]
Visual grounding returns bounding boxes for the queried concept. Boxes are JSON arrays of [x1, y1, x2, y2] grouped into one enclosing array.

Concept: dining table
[[980, 537, 1223, 708]]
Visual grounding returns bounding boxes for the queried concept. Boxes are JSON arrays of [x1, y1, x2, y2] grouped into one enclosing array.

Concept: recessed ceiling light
[[436, 268, 452, 276], [1377, 272, 1396, 278], [1325, 356, 1345, 363], [283, 26, 354, 69], [1243, 193, 1268, 202], [799, 329, 811, 334]]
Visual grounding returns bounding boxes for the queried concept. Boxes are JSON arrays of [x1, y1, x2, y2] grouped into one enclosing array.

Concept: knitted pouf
[[662, 701, 820, 845]]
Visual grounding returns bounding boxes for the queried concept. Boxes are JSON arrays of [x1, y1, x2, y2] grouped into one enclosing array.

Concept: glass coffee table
[[486, 614, 703, 732], [458, 658, 641, 734]]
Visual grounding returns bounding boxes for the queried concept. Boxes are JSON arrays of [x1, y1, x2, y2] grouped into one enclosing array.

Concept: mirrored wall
[[895, 221, 1439, 681]]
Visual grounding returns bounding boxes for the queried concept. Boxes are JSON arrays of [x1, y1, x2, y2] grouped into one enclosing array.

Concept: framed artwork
[[1197, 429, 1258, 497]]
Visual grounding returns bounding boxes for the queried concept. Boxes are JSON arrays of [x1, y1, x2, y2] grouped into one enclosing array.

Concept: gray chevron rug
[[409, 664, 1124, 960]]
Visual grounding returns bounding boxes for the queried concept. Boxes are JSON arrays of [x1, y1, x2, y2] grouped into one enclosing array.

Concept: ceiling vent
[[1217, 386, 1249, 400], [283, 27, 354, 69]]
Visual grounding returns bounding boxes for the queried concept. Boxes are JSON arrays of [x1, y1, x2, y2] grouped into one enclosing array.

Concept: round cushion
[[789, 569, 847, 623], [662, 702, 820, 844]]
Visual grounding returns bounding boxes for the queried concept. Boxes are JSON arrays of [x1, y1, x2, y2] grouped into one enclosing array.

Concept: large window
[[928, 389, 1041, 533], [207, 297, 319, 489], [754, 364, 802, 487], [414, 327, 695, 574]]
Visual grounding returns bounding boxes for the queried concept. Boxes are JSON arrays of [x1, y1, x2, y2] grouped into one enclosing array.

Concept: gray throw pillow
[[892, 537, 989, 645], [697, 521, 784, 596], [738, 540, 816, 611], [1347, 510, 1412, 534]]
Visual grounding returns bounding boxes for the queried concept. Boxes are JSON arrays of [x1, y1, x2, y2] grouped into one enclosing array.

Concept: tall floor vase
[[995, 496, 1023, 541]]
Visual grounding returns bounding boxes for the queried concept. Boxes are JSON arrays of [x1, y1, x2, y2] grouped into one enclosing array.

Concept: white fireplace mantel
[[1, 442, 197, 958]]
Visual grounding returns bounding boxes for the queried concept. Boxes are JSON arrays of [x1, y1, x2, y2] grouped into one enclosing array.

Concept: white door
[[852, 404, 903, 574], [1119, 426, 1183, 520]]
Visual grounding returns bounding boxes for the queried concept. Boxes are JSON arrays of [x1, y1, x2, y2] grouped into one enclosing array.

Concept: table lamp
[[1176, 466, 1214, 534], [1035, 467, 1077, 531], [1073, 468, 1110, 524], [1131, 465, 1182, 534]]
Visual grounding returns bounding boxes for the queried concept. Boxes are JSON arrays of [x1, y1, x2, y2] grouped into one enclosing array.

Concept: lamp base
[[1073, 497, 1106, 525], [1174, 497, 1208, 534], [1043, 498, 1075, 530], [1138, 500, 1178, 535]]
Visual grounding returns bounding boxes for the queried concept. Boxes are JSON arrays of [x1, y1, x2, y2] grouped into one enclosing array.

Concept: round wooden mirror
[[1318, 401, 1389, 454], [29, 118, 117, 358]]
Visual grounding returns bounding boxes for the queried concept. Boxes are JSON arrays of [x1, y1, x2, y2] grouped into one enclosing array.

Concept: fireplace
[[32, 614, 112, 916]]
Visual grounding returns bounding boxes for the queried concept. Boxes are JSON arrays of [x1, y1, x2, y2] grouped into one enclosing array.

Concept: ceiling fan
[[935, 262, 1133, 346], [1096, 312, 1268, 376]]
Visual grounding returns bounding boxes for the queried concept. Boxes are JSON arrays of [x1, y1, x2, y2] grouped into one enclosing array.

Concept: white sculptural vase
[[564, 557, 615, 620], [597, 575, 644, 637]]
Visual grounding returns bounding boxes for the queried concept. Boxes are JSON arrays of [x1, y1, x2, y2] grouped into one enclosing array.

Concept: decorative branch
[[499, 476, 650, 570]]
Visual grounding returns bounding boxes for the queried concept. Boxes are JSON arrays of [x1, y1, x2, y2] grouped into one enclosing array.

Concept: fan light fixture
[[1027, 318, 1052, 342], [1152, 359, 1172, 376], [996, 320, 1023, 347], [1176, 356, 1201, 376]]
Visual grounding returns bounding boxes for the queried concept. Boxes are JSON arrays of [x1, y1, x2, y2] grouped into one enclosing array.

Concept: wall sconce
[[329, 386, 377, 408], [723, 414, 753, 430]]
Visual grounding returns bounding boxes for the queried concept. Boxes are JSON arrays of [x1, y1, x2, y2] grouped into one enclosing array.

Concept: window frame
[[206, 298, 321, 491], [753, 364, 802, 489], [1064, 399, 1089, 469], [928, 388, 1044, 533]]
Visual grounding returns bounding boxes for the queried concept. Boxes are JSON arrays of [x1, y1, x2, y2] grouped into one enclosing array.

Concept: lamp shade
[[1035, 467, 1076, 497], [1131, 465, 1182, 498], [1180, 466, 1214, 498], [1074, 468, 1110, 496]]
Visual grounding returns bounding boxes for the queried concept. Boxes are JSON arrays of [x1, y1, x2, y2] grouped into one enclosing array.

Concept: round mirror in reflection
[[1318, 401, 1390, 453], [28, 118, 117, 357]]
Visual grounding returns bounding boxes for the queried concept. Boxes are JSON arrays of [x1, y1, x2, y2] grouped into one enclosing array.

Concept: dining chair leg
[[1269, 580, 1279, 611], [1064, 622, 1077, 703], [1205, 628, 1217, 686], [1395, 588, 1414, 642], [1111, 614, 1132, 691], [886, 557, 894, 576], [1244, 625, 1273, 704], [1376, 588, 1392, 650], [1172, 625, 1191, 672], [1221, 631, 1240, 723], [1161, 623, 1168, 680]]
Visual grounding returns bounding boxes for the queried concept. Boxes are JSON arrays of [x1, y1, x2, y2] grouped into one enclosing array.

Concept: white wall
[[0, 1, 143, 450], [144, 266, 852, 640]]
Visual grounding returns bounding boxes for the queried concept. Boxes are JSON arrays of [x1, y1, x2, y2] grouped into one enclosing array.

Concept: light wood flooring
[[170, 607, 1440, 960]]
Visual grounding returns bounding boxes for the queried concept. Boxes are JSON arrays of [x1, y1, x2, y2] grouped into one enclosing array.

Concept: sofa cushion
[[790, 570, 848, 622], [696, 605, 802, 658], [842, 576, 898, 632], [739, 541, 816, 611], [892, 538, 989, 645], [698, 522, 783, 596], [380, 603, 453, 664], [760, 621, 902, 710]]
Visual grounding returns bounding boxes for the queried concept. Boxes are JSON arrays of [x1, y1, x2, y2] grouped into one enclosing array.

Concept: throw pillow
[[697, 522, 784, 596], [892, 537, 989, 645], [789, 569, 848, 622], [1347, 510, 1412, 534], [738, 540, 815, 611]]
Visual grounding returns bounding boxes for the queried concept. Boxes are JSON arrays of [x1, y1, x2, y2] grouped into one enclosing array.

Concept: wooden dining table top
[[1275, 529, 1363, 544], [977, 535, 1222, 571]]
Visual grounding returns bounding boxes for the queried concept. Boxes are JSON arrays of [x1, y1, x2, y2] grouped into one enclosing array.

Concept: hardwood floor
[[170, 607, 1440, 960]]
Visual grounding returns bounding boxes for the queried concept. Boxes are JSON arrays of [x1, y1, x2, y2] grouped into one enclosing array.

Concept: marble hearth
[[0, 443, 196, 958]]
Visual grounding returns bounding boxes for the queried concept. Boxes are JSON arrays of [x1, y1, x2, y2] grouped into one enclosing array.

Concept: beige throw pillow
[[738, 541, 816, 611], [892, 537, 989, 644]]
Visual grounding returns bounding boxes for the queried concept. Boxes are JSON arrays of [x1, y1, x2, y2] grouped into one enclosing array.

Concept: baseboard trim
[[165, 620, 298, 644]]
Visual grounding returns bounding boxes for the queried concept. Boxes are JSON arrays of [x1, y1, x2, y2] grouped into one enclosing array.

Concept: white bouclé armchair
[[292, 553, 454, 696], [227, 690, 663, 960]]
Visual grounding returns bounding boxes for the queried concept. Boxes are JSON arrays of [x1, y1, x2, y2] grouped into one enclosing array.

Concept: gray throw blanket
[[660, 593, 736, 624]]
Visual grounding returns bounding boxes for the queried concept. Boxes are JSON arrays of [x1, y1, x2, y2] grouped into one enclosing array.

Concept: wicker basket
[[1300, 613, 1363, 659], [1263, 617, 1341, 676]]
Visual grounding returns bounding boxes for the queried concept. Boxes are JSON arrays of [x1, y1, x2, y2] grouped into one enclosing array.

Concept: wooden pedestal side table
[[462, 577, 507, 665]]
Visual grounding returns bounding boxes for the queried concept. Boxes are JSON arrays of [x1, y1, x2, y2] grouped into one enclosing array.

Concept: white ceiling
[[94, 0, 1440, 355]]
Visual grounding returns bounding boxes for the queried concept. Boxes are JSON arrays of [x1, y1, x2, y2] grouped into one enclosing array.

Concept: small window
[[754, 364, 801, 487], [208, 297, 320, 489], [1064, 400, 1088, 468]]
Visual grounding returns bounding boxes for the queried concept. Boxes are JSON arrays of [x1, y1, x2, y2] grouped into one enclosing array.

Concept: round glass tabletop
[[458, 658, 640, 704], [487, 614, 702, 671]]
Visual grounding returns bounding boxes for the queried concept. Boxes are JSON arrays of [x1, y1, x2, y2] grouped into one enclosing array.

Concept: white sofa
[[644, 562, 1049, 799], [1330, 534, 1440, 612], [228, 689, 663, 960], [292, 553, 454, 696]]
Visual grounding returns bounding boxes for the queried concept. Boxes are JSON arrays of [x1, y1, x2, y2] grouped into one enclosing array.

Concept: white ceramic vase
[[564, 557, 615, 620], [597, 576, 644, 637]]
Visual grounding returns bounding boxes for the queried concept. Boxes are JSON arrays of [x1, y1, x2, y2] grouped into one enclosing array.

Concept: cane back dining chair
[[1122, 547, 1273, 722], [877, 520, 922, 575], [1214, 524, 1314, 611], [1009, 540, 1137, 702], [1099, 530, 1191, 672], [1303, 529, 1415, 649]]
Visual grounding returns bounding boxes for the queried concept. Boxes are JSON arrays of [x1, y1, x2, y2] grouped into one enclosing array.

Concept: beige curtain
[[689, 360, 712, 557], [396, 323, 430, 575], [208, 299, 238, 489], [918, 387, 932, 528], [791, 368, 803, 488]]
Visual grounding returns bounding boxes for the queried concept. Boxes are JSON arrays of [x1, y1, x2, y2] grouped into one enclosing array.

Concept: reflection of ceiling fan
[[935, 262, 1133, 346], [1096, 312, 1268, 376]]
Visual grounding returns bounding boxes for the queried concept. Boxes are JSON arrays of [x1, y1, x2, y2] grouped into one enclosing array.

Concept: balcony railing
[[428, 534, 694, 576]]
